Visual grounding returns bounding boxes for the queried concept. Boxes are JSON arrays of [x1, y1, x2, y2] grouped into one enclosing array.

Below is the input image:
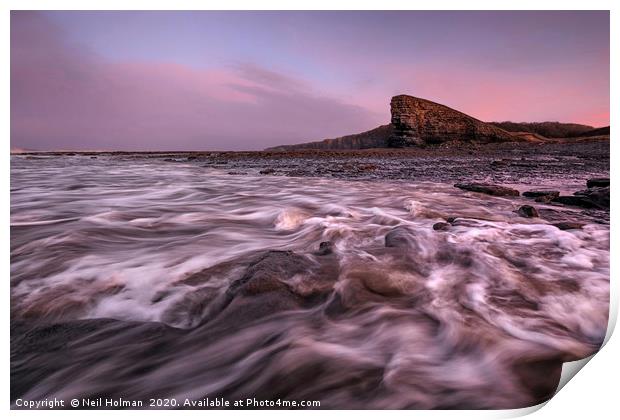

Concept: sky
[[11, 10, 610, 151]]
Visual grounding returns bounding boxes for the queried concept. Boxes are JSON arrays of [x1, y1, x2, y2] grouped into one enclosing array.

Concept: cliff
[[266, 94, 526, 151], [266, 124, 392, 151], [387, 95, 516, 146]]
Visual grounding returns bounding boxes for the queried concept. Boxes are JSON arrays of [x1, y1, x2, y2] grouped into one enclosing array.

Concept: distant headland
[[266, 95, 609, 151]]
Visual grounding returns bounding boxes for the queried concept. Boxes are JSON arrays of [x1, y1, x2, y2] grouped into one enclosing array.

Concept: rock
[[454, 183, 520, 197], [553, 222, 585, 230], [586, 178, 609, 188], [387, 95, 517, 147], [517, 205, 539, 218], [266, 94, 521, 150], [259, 168, 275, 175], [266, 125, 392, 151], [226, 251, 311, 297], [553, 187, 609, 209], [445, 216, 458, 223], [552, 195, 599, 209], [534, 195, 556, 203], [574, 186, 609, 208], [316, 241, 334, 256], [523, 190, 560, 199], [385, 226, 418, 248], [432, 222, 450, 231]]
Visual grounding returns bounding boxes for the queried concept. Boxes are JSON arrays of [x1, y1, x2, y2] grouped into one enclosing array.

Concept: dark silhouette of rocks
[[552, 188, 609, 210], [587, 178, 609, 188], [573, 187, 609, 209], [552, 195, 599, 208], [549, 178, 609, 210], [523, 190, 560, 203], [523, 190, 560, 199], [454, 183, 520, 197]]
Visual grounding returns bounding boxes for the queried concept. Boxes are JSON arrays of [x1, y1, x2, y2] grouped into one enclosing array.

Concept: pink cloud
[[11, 12, 382, 151]]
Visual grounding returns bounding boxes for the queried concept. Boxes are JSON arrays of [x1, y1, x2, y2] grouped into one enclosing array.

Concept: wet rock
[[161, 286, 220, 328], [259, 168, 275, 175], [574, 186, 609, 209], [385, 226, 418, 248], [553, 222, 585, 230], [516, 205, 539, 218], [316, 241, 334, 256], [511, 356, 563, 405], [552, 185, 609, 209], [534, 195, 557, 203], [227, 251, 309, 297], [432, 222, 450, 231], [552, 195, 599, 209], [208, 250, 338, 330], [445, 216, 458, 224], [523, 190, 560, 200], [454, 183, 519, 197], [587, 178, 609, 188]]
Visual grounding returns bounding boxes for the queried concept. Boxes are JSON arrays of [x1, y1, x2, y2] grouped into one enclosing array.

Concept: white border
[[3, 1, 616, 419]]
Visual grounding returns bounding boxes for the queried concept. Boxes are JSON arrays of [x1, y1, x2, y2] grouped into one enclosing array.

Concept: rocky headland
[[266, 94, 609, 151]]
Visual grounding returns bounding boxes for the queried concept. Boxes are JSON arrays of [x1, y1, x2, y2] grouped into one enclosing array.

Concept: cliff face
[[266, 124, 392, 151], [266, 94, 520, 151], [388, 95, 516, 147]]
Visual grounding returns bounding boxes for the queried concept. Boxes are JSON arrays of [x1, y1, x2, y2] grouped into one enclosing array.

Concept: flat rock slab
[[587, 178, 610, 188], [574, 186, 609, 209], [454, 183, 520, 197], [523, 190, 560, 199], [552, 196, 599, 209], [552, 187, 609, 210]]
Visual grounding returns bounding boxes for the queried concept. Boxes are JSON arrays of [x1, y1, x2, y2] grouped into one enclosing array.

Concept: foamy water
[[11, 155, 609, 408]]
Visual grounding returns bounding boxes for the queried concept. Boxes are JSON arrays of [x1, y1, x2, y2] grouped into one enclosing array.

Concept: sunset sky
[[11, 10, 610, 151]]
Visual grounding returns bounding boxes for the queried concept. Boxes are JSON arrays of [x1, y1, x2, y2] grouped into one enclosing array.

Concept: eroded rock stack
[[388, 95, 517, 147]]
